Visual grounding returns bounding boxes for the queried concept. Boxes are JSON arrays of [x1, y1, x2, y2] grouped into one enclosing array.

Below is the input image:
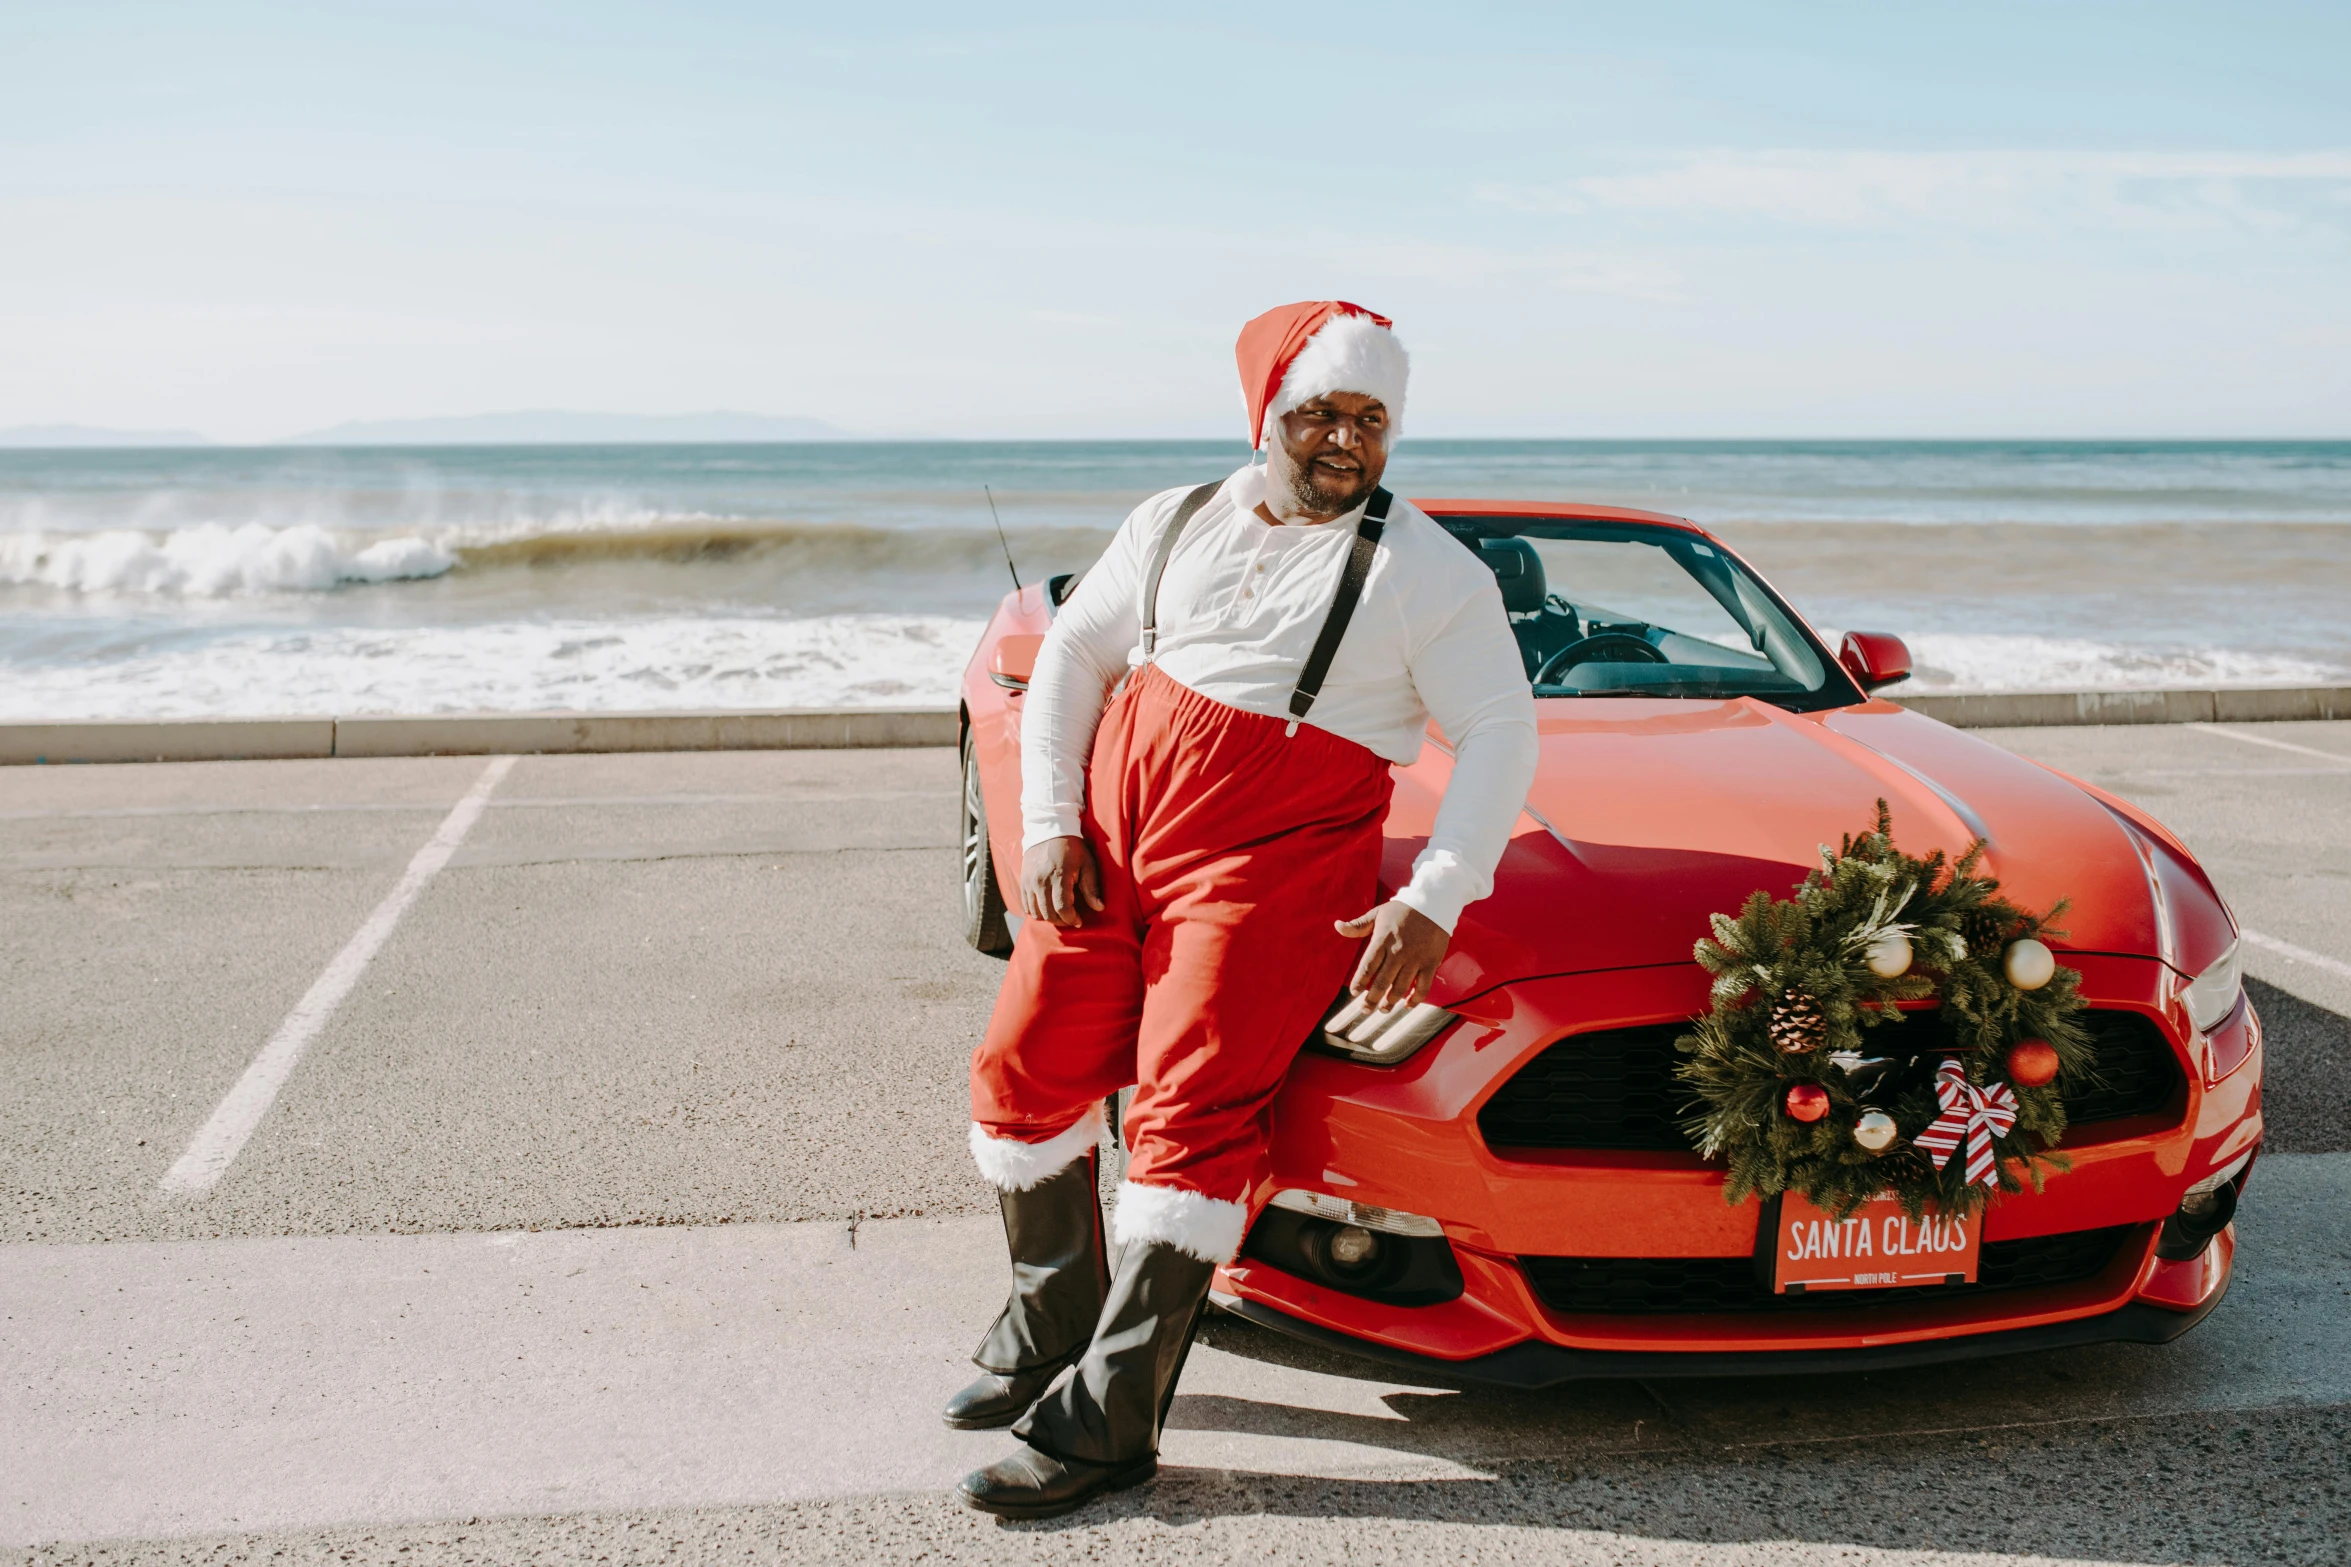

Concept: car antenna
[[982, 485, 1021, 591]]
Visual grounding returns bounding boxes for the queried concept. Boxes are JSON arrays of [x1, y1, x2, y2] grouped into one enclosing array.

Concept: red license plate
[[1773, 1190, 1980, 1293]]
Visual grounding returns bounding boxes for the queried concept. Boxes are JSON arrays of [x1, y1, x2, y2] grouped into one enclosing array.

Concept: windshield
[[1435, 518, 1851, 708]]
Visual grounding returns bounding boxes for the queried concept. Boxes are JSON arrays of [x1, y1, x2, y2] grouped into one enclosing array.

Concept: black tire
[[1102, 1085, 1133, 1270], [960, 727, 1014, 956], [1106, 1085, 1132, 1184]]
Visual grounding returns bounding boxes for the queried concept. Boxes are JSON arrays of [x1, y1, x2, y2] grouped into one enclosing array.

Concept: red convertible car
[[957, 499, 2261, 1381]]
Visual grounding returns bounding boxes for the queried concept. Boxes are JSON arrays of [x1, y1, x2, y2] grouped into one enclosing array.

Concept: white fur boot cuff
[[968, 1105, 1103, 1192], [1112, 1180, 1247, 1265]]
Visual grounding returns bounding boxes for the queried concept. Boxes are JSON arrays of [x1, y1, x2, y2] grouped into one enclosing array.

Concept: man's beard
[[1277, 452, 1374, 516]]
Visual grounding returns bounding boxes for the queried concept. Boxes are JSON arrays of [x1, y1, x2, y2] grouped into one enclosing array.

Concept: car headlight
[[1314, 994, 1458, 1066], [2182, 938, 2244, 1034], [1269, 1188, 1445, 1237], [2184, 1149, 2253, 1205]]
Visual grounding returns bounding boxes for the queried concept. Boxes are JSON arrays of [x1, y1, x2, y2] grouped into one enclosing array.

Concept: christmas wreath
[[1674, 801, 2093, 1218]]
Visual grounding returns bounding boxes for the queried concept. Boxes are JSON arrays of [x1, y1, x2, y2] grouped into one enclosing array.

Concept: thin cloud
[[1373, 238, 1685, 302], [1475, 150, 2351, 234], [1025, 309, 1122, 327], [1551, 260, 1684, 303]]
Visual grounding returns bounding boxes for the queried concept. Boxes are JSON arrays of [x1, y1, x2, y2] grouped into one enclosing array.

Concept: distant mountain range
[[0, 423, 213, 448], [281, 410, 857, 445]]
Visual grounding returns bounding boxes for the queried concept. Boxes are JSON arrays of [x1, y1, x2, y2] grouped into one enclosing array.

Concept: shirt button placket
[[1242, 534, 1269, 603]]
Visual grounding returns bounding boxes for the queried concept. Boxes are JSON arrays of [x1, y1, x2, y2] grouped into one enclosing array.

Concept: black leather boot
[[943, 1148, 1109, 1431], [958, 1238, 1215, 1518]]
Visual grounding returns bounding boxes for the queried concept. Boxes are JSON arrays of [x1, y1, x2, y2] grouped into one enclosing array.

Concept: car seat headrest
[[1476, 537, 1548, 614]]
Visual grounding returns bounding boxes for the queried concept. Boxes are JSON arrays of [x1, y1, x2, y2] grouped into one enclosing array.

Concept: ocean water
[[4, 440, 2348, 718]]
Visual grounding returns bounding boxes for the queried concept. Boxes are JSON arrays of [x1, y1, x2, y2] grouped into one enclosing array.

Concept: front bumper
[[1225, 954, 2260, 1372], [1220, 1232, 2231, 1385]]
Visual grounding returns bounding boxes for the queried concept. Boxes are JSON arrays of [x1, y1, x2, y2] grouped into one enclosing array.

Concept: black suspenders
[[1139, 481, 1221, 661], [1289, 486, 1391, 729], [1140, 481, 1393, 733]]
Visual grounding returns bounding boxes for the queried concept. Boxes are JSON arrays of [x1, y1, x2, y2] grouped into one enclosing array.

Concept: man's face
[[1271, 392, 1390, 518]]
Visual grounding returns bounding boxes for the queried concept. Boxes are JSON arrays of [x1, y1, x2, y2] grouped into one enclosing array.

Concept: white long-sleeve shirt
[[1021, 462, 1539, 932]]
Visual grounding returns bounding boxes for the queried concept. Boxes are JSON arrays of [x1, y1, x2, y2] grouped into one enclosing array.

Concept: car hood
[[1397, 698, 2229, 1004]]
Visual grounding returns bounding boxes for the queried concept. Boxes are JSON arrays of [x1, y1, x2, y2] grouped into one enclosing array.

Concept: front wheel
[[960, 727, 1014, 956]]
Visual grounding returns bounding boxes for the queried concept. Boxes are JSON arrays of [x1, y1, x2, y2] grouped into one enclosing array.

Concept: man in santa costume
[[950, 301, 1538, 1517]]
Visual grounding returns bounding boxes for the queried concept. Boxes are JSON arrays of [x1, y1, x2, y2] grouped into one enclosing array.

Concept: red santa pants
[[969, 664, 1393, 1241]]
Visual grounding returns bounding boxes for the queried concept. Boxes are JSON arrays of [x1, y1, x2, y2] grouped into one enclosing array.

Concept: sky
[[3, 1, 2346, 441]]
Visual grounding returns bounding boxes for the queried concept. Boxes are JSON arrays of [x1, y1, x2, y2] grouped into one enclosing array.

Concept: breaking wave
[[445, 518, 1111, 574], [0, 517, 1111, 598], [0, 524, 456, 596]]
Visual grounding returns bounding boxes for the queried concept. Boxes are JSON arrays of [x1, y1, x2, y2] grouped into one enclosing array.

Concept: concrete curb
[[0, 718, 341, 767], [0, 708, 961, 766], [332, 708, 960, 759], [4, 687, 2347, 764], [1892, 686, 2351, 728]]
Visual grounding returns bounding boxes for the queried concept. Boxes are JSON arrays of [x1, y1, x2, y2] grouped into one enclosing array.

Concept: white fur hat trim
[[1262, 311, 1409, 446], [1113, 1179, 1248, 1264], [968, 1103, 1103, 1192]]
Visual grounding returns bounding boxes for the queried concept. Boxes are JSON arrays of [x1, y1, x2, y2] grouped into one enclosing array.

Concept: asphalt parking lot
[[4, 721, 2348, 1566]]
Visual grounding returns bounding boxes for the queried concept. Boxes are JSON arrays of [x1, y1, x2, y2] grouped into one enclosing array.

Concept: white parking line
[[2188, 723, 2351, 765], [160, 756, 516, 1196], [2242, 929, 2351, 983]]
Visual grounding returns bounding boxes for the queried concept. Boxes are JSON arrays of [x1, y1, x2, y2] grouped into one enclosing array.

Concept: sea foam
[[0, 613, 987, 719], [1897, 633, 2350, 694], [7, 615, 2342, 723]]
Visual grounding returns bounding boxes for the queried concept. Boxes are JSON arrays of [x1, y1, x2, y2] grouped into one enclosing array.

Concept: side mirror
[[1838, 631, 1912, 693], [989, 634, 1045, 692]]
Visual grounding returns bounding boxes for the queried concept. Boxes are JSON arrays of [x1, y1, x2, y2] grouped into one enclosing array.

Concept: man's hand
[[1335, 900, 1449, 1011], [1020, 836, 1104, 928]]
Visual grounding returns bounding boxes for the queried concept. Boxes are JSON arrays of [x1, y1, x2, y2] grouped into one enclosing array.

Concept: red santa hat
[[1235, 300, 1409, 450]]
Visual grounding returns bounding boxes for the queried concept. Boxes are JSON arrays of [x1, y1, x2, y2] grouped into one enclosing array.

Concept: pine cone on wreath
[[1961, 907, 2016, 963], [1769, 987, 1827, 1053]]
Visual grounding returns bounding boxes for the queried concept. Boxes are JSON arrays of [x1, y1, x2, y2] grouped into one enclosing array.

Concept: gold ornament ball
[[1852, 1109, 1900, 1153], [2004, 937, 2057, 990], [1865, 931, 1914, 978]]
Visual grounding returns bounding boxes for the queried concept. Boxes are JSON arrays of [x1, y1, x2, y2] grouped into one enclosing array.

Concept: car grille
[[1476, 1010, 2183, 1154], [2062, 1010, 2184, 1121], [1475, 1023, 1691, 1151], [1520, 1225, 2135, 1315]]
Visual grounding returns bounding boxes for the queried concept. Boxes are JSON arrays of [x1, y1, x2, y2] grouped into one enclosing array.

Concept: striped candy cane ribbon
[[1913, 1057, 2019, 1188]]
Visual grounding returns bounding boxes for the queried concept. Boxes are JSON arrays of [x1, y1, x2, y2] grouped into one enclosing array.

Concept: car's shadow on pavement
[[1009, 1310, 2348, 1563], [988, 1396, 2345, 1567], [1068, 1155, 2348, 1562]]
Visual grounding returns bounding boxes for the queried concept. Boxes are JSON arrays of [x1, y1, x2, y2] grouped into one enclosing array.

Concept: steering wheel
[[1535, 633, 1670, 687]]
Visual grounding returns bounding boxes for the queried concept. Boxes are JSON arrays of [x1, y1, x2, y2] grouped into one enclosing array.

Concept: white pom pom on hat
[[1235, 300, 1409, 450]]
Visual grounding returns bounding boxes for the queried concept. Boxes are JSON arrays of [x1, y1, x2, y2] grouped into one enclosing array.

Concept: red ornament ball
[[2006, 1037, 2060, 1088], [1783, 1082, 1832, 1123]]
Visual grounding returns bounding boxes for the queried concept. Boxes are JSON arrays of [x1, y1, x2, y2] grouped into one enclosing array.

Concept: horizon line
[[6, 433, 2351, 452]]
